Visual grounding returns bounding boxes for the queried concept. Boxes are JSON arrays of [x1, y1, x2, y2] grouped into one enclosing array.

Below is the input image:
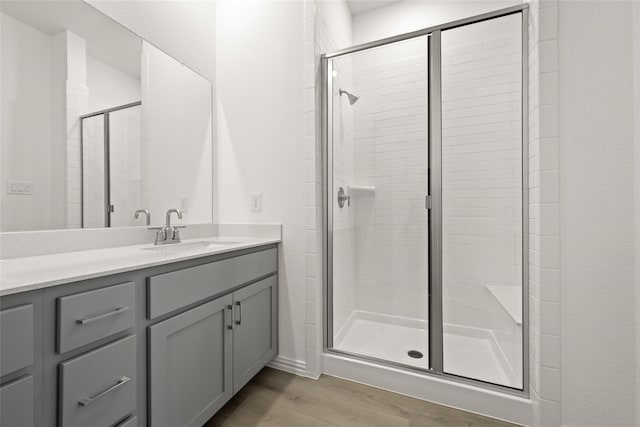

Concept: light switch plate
[[251, 193, 262, 212]]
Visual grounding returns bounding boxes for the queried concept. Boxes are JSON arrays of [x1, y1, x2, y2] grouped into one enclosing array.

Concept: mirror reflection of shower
[[81, 102, 143, 229], [339, 88, 359, 105]]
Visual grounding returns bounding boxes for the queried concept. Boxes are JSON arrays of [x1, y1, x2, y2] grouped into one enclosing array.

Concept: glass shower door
[[439, 13, 524, 389], [328, 36, 430, 368]]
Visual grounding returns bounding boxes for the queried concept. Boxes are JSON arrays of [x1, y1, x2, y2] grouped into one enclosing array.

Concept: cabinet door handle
[[114, 415, 135, 427], [78, 376, 130, 407], [226, 305, 233, 330], [76, 306, 129, 325], [235, 301, 242, 325]]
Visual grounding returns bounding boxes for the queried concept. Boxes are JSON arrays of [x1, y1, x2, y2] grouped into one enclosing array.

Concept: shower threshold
[[333, 311, 519, 388]]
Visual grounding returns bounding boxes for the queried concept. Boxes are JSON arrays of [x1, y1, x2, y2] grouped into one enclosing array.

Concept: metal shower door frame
[[321, 4, 529, 396]]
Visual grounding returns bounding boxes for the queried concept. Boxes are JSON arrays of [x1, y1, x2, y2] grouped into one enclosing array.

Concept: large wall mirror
[[1, 0, 213, 232]]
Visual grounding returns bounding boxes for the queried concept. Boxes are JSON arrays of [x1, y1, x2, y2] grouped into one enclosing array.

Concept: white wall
[[142, 42, 212, 226], [0, 13, 55, 232], [316, 0, 352, 49], [216, 0, 306, 364], [559, 2, 637, 426], [86, 0, 215, 82], [86, 55, 141, 112]]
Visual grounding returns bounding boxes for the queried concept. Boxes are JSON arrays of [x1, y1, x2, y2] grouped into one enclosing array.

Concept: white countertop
[[0, 236, 280, 296]]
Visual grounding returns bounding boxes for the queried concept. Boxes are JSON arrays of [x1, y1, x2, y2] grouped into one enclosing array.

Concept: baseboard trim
[[267, 355, 307, 376]]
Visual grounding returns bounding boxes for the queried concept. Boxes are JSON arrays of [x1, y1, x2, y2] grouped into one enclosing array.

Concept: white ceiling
[[346, 0, 404, 16], [1, 1, 142, 79]]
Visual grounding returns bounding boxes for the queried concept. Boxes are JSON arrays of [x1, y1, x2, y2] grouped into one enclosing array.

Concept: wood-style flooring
[[205, 367, 520, 427]]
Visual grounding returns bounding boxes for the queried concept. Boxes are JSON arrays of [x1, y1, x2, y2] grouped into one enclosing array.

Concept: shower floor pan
[[333, 311, 519, 388]]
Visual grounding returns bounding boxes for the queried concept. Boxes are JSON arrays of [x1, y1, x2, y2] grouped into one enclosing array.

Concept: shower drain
[[407, 350, 423, 359]]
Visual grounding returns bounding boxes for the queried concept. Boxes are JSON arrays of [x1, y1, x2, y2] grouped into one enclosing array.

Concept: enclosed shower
[[323, 6, 527, 391], [80, 101, 143, 228]]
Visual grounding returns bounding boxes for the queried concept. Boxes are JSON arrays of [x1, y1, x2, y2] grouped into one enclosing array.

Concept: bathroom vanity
[[0, 238, 279, 427]]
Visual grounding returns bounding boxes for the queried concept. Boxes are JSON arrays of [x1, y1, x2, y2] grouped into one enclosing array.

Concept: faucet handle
[[171, 225, 186, 242], [148, 227, 167, 245]]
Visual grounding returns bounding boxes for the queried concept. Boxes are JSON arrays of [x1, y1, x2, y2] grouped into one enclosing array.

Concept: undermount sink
[[142, 240, 239, 252]]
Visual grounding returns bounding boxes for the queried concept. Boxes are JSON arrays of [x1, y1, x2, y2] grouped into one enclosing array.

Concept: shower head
[[339, 89, 359, 105]]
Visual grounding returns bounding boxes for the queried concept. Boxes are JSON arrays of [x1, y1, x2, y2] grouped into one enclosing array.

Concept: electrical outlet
[[7, 181, 32, 195], [180, 196, 189, 212], [251, 193, 262, 212]]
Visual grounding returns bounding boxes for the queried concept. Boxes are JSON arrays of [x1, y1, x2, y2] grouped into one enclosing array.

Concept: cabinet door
[[0, 304, 34, 376], [233, 275, 278, 392], [149, 294, 233, 427], [0, 375, 34, 427]]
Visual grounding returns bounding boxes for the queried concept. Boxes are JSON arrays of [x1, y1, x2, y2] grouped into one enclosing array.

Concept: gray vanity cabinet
[[0, 291, 42, 427], [0, 244, 278, 427], [148, 295, 234, 427], [148, 274, 279, 427], [233, 275, 278, 392]]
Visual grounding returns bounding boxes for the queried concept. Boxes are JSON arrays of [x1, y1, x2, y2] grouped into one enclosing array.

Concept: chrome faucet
[[134, 209, 151, 226], [149, 209, 185, 245]]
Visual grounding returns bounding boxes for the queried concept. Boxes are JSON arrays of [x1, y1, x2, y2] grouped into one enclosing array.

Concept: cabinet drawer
[[57, 282, 135, 353], [148, 248, 277, 319], [59, 335, 136, 427], [0, 304, 34, 376], [0, 375, 34, 427]]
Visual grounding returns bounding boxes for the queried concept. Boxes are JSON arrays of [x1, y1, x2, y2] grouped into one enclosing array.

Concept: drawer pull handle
[[78, 376, 130, 407], [235, 301, 242, 325], [76, 306, 130, 325], [226, 305, 233, 330]]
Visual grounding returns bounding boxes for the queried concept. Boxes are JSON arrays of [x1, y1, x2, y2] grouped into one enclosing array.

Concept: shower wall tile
[[540, 333, 561, 368], [539, 302, 560, 335], [539, 398, 561, 426], [539, 268, 560, 302], [528, 0, 560, 425], [538, 40, 559, 74], [305, 300, 317, 325], [539, 138, 559, 171]]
